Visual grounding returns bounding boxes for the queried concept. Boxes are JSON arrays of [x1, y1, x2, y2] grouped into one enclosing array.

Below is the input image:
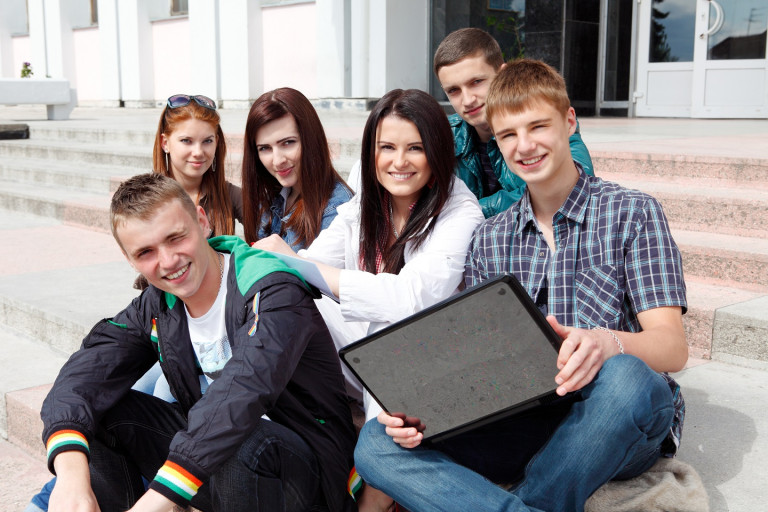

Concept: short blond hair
[[486, 58, 571, 130], [110, 173, 197, 248]]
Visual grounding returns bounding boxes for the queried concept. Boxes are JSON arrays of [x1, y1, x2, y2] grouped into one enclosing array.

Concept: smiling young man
[[435, 27, 594, 218], [40, 173, 357, 512], [355, 60, 688, 512]]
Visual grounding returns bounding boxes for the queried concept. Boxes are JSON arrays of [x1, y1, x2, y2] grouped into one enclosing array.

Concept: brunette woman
[[242, 87, 352, 249]]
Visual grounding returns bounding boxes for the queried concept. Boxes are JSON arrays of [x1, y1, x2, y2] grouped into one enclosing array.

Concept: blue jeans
[[355, 355, 674, 512]]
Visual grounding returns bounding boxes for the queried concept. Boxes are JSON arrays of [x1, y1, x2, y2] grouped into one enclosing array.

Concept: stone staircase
[[0, 115, 766, 476], [593, 152, 768, 362]]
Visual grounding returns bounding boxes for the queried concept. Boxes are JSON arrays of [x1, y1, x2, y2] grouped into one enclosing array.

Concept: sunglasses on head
[[166, 94, 217, 110]]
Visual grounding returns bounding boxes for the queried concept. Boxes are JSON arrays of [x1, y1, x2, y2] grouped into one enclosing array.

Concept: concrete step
[[683, 279, 766, 361], [712, 294, 768, 365], [0, 437, 52, 510], [674, 229, 768, 292], [612, 178, 768, 239], [0, 210, 140, 355], [0, 329, 66, 444], [0, 138, 153, 169], [591, 151, 768, 186], [0, 156, 130, 194], [29, 125, 157, 146], [0, 181, 113, 231]]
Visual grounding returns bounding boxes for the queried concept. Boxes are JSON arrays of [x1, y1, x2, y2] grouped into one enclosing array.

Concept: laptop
[[339, 274, 563, 444]]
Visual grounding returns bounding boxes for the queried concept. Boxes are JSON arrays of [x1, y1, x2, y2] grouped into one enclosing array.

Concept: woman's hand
[[251, 234, 297, 257]]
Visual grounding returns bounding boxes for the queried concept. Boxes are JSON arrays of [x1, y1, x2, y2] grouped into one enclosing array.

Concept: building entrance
[[635, 0, 768, 118]]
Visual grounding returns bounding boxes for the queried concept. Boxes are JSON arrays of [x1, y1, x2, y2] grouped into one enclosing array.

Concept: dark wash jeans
[[90, 390, 324, 512]]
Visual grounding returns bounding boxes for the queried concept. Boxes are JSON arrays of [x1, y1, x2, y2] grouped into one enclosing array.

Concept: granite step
[[683, 279, 766, 361], [612, 178, 768, 239], [673, 229, 768, 292], [591, 152, 768, 186]]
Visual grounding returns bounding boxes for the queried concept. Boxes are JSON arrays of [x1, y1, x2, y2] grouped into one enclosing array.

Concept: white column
[[0, 2, 17, 77], [26, 0, 48, 78], [117, 0, 154, 106], [316, 0, 349, 97], [368, 0, 430, 97], [97, 0, 121, 106], [219, 0, 262, 107], [188, 0, 219, 100], [349, 0, 369, 97]]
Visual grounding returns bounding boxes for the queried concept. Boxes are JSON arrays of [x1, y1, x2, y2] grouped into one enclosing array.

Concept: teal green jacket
[[449, 113, 594, 218]]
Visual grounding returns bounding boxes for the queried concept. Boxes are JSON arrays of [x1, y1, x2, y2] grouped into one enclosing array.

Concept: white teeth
[[522, 156, 544, 165], [165, 264, 189, 280], [391, 173, 412, 179]]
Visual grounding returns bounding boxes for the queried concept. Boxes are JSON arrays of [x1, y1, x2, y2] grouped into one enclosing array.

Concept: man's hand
[[547, 315, 618, 396], [49, 452, 100, 512], [251, 233, 297, 257], [128, 489, 181, 512], [377, 411, 425, 449]]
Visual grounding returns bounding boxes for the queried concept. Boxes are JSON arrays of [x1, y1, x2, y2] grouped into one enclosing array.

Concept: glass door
[[635, 0, 768, 118]]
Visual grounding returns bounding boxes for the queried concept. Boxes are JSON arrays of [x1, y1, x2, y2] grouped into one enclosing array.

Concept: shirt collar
[[516, 161, 589, 233]]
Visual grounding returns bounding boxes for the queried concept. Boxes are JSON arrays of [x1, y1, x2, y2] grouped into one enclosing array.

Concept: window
[[171, 0, 188, 16]]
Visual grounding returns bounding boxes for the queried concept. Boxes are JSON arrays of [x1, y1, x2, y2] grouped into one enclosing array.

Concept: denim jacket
[[450, 113, 594, 218], [258, 179, 353, 250]]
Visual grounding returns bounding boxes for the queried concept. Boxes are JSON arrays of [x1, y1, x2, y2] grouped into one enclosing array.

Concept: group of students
[[30, 28, 687, 512]]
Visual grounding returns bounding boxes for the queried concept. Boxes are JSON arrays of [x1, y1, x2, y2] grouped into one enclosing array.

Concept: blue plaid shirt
[[464, 168, 687, 455]]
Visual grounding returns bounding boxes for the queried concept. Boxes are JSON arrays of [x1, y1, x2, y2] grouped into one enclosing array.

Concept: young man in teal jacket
[[435, 27, 594, 217], [40, 173, 356, 512]]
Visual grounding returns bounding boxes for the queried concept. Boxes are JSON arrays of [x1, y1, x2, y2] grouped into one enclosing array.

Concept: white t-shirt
[[185, 253, 231, 392]]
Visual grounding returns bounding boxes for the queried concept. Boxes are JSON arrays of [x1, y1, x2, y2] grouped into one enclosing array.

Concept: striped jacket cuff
[[46, 429, 90, 472], [149, 460, 203, 508]]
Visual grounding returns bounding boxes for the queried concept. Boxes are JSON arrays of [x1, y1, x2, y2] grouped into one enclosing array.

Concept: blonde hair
[[485, 58, 571, 131]]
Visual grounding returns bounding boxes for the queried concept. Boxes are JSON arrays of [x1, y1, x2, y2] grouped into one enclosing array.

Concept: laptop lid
[[339, 274, 563, 443]]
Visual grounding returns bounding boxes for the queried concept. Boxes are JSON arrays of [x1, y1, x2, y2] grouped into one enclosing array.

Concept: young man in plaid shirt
[[355, 59, 688, 512]]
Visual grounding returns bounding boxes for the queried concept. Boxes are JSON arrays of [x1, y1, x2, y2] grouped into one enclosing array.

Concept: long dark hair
[[242, 87, 350, 246], [152, 101, 234, 236], [359, 89, 455, 274]]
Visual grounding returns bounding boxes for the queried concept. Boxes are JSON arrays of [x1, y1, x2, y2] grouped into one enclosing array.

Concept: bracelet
[[594, 326, 624, 355]]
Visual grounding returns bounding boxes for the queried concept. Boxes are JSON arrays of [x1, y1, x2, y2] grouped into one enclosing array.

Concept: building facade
[[0, 0, 766, 118]]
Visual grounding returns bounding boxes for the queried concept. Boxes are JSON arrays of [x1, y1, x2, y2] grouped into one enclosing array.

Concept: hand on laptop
[[378, 411, 426, 449], [547, 315, 613, 396]]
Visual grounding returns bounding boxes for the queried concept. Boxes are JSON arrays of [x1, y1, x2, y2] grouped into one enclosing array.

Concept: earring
[[165, 151, 170, 172], [211, 156, 216, 173]]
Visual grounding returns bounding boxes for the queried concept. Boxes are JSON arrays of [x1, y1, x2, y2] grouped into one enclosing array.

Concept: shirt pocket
[[575, 265, 622, 327]]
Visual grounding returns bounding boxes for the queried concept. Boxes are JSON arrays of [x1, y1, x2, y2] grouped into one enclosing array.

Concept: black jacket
[[41, 236, 357, 510]]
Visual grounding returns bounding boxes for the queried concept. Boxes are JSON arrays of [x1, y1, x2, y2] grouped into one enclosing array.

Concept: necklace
[[388, 201, 399, 238], [216, 251, 223, 287]]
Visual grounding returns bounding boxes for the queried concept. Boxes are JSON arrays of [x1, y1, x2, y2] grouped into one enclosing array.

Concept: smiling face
[[161, 118, 217, 189], [117, 199, 214, 303], [491, 99, 578, 193], [375, 115, 433, 208], [255, 114, 302, 193], [437, 53, 500, 141]]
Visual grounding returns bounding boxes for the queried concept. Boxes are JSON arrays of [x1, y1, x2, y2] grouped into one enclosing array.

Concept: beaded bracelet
[[594, 326, 624, 355]]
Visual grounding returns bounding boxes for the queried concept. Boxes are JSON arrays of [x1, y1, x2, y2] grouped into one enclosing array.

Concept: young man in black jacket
[[41, 173, 356, 512]]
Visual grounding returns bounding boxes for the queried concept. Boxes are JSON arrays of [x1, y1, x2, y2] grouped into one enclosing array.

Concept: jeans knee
[[586, 355, 673, 432], [354, 420, 395, 485]]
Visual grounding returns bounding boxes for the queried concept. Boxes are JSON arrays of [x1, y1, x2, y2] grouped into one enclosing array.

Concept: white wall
[[151, 18, 191, 101], [261, 3, 318, 98], [0, 0, 432, 106], [72, 27, 101, 101]]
